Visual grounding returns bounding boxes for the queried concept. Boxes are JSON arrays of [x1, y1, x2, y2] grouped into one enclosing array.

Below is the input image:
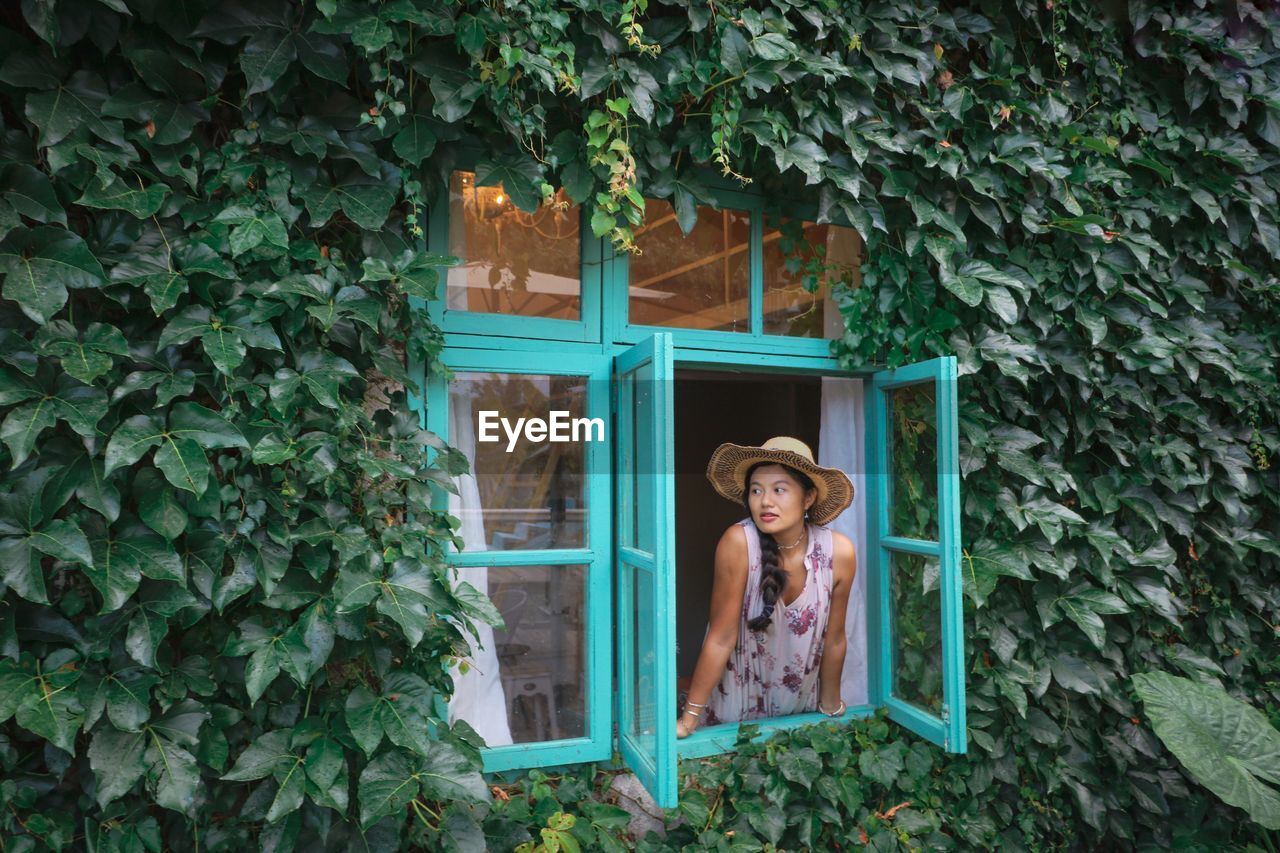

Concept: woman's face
[[746, 464, 816, 535]]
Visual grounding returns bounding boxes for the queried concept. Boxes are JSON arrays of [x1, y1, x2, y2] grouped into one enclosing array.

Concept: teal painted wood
[[614, 333, 678, 808], [439, 333, 607, 357], [481, 737, 606, 773], [868, 356, 966, 752], [880, 536, 942, 557], [616, 325, 841, 357], [677, 704, 877, 760], [406, 291, 430, 430], [425, 348, 614, 771], [749, 206, 763, 335], [433, 346, 605, 373], [448, 549, 595, 568], [864, 376, 887, 709], [935, 355, 966, 753], [435, 335, 844, 368]]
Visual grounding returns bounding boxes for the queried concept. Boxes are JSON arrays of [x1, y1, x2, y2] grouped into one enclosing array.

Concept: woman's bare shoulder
[[830, 530, 855, 556], [716, 521, 749, 555], [829, 530, 856, 581]]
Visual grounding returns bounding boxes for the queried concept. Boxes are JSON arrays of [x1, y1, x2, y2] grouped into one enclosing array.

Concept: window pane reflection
[[888, 383, 938, 541], [630, 199, 749, 332], [632, 563, 657, 755], [762, 217, 860, 338], [446, 170, 581, 320], [890, 551, 943, 714], [450, 372, 589, 550], [473, 565, 587, 743]]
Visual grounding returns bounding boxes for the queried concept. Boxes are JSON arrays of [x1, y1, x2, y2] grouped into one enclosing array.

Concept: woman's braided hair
[[742, 461, 817, 631]]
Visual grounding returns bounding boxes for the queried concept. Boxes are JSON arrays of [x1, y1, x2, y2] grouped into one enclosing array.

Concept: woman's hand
[[676, 712, 698, 739]]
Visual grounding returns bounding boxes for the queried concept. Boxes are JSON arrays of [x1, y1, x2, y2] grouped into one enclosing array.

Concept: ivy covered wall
[[0, 0, 1276, 850]]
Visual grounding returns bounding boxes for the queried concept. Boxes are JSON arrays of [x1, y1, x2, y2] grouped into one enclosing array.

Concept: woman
[[678, 436, 857, 738]]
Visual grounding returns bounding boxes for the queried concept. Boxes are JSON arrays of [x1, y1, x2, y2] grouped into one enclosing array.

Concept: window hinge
[[941, 703, 950, 750]]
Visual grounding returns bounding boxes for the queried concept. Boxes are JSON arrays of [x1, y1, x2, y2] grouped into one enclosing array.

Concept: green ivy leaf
[[106, 668, 159, 732], [1, 398, 56, 467], [776, 746, 821, 789], [266, 757, 307, 822], [858, 741, 905, 787], [139, 487, 188, 541], [720, 24, 750, 76], [345, 686, 384, 757], [245, 642, 282, 704], [104, 414, 165, 475], [77, 176, 170, 218], [34, 320, 129, 385], [241, 30, 298, 96], [474, 155, 543, 213], [142, 272, 188, 315], [15, 667, 84, 753], [228, 212, 289, 256], [392, 115, 438, 165], [223, 730, 295, 781], [298, 182, 395, 229], [154, 435, 211, 496], [0, 226, 107, 323], [30, 518, 94, 567], [375, 561, 449, 648], [358, 750, 420, 828], [25, 70, 124, 147], [0, 164, 66, 225], [88, 725, 148, 807], [295, 32, 348, 83], [146, 734, 200, 815], [87, 535, 144, 612]]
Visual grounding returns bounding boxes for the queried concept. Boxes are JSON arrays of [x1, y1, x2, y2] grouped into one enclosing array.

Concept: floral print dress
[[704, 518, 834, 726]]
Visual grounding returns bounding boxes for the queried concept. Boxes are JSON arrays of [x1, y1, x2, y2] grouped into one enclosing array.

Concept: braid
[[746, 529, 786, 630], [741, 461, 814, 631]]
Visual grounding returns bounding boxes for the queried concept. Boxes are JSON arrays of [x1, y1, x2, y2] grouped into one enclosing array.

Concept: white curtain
[[819, 377, 869, 707], [445, 382, 514, 746]]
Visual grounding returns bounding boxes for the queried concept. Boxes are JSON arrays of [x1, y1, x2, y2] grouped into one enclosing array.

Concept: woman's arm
[[677, 524, 750, 738], [816, 531, 857, 714]]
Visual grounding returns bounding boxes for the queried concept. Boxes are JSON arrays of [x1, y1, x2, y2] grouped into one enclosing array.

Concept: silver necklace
[[777, 529, 807, 550]]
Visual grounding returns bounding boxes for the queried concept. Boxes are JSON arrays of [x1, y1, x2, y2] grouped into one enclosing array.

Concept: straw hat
[[706, 436, 854, 526]]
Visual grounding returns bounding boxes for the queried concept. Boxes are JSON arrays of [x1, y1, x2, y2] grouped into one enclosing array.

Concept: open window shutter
[[614, 333, 679, 806], [866, 356, 966, 752]]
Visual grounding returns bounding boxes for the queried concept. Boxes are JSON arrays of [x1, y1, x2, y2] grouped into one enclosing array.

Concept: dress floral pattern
[[704, 519, 835, 726]]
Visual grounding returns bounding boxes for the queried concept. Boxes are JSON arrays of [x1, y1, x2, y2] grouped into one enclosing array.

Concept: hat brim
[[706, 443, 854, 525]]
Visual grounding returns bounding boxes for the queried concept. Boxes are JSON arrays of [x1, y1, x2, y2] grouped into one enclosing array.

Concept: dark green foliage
[[0, 1, 492, 849], [0, 0, 1277, 850]]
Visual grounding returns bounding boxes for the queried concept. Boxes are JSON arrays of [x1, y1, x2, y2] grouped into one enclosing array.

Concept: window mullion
[[750, 207, 764, 336]]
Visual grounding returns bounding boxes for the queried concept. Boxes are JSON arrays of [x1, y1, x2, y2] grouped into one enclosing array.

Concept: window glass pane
[[762, 217, 860, 338], [628, 360, 655, 554], [450, 372, 590, 550], [888, 382, 938, 540], [632, 562, 657, 756], [469, 565, 587, 743], [446, 170, 581, 320], [890, 551, 943, 713], [630, 199, 749, 332]]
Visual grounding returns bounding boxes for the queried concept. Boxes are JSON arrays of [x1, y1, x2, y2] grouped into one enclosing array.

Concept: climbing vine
[[0, 0, 1277, 850]]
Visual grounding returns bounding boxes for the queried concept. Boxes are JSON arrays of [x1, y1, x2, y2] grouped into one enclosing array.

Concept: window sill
[[676, 703, 876, 760]]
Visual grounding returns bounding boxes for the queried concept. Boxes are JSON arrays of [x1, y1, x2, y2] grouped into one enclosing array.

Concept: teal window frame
[[424, 347, 614, 773], [605, 187, 844, 358], [426, 161, 603, 345], [414, 176, 966, 807], [866, 356, 967, 753], [614, 332, 678, 805]]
